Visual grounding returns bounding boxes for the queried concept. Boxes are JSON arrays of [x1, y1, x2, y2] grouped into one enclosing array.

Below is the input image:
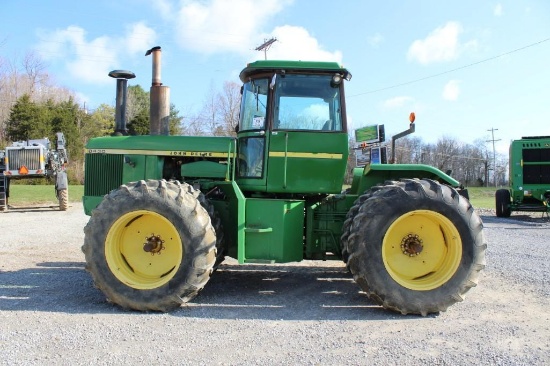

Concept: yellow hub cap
[[382, 210, 462, 291], [105, 210, 183, 290]]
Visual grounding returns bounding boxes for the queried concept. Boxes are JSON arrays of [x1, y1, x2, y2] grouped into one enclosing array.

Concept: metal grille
[[6, 148, 42, 170], [522, 148, 550, 185], [523, 148, 550, 162], [84, 154, 124, 196]]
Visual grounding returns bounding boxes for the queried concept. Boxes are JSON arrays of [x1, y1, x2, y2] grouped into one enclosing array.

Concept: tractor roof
[[239, 60, 351, 82]]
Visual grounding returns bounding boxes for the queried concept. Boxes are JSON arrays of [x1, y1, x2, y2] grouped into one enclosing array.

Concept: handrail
[[283, 132, 288, 188]]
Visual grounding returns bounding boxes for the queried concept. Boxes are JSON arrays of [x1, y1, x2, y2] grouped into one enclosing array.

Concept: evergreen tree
[[126, 84, 183, 136], [127, 109, 150, 135], [127, 85, 149, 123], [49, 98, 83, 161], [7, 94, 50, 141], [85, 104, 115, 139], [169, 104, 183, 135]]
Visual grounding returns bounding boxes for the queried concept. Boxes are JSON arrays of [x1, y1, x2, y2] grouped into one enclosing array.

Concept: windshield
[[273, 74, 343, 131], [239, 78, 269, 131]]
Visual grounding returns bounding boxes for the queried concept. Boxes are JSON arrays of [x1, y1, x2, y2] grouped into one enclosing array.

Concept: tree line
[[1, 52, 506, 186], [356, 135, 508, 187]]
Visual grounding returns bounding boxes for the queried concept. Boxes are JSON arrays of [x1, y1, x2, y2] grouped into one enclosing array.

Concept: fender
[[350, 163, 461, 195], [56, 170, 69, 190]]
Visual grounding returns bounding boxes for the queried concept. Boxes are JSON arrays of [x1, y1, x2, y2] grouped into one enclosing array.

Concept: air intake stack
[[108, 70, 135, 136], [146, 46, 170, 135]]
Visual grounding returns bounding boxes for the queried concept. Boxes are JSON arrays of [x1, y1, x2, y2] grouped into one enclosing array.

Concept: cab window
[[239, 78, 269, 131], [273, 74, 343, 131]]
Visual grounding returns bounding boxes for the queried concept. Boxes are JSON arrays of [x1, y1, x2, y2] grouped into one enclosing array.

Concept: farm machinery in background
[[496, 136, 550, 217], [81, 47, 486, 316], [0, 132, 69, 211]]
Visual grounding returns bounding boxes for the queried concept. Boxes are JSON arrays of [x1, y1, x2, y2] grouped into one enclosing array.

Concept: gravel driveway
[[1, 203, 549, 365]]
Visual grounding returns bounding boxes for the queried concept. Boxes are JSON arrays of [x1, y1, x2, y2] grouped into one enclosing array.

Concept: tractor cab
[[235, 60, 351, 195]]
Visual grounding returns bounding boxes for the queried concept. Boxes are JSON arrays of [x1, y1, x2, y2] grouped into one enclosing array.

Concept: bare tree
[[434, 136, 460, 172], [22, 52, 47, 97], [217, 81, 241, 136], [384, 135, 494, 186], [392, 136, 424, 164], [0, 52, 76, 144], [185, 81, 241, 137]]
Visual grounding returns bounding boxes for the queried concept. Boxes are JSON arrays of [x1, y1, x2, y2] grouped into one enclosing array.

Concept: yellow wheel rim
[[105, 210, 183, 290], [382, 210, 462, 291]]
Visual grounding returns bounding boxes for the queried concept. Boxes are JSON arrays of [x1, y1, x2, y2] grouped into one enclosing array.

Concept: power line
[[348, 37, 550, 98]]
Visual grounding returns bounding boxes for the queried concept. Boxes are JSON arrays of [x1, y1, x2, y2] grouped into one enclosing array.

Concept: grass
[[466, 186, 500, 209], [7, 185, 84, 205], [6, 184, 499, 209]]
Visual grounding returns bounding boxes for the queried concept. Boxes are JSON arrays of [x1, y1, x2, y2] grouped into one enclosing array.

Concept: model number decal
[[169, 151, 213, 157], [85, 148, 234, 157]]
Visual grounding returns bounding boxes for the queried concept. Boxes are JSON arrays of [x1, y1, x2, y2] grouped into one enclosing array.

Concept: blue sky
[[2, 0, 549, 154]]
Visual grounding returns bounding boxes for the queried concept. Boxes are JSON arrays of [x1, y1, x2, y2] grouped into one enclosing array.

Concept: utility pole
[[486, 128, 501, 187], [255, 38, 277, 60]]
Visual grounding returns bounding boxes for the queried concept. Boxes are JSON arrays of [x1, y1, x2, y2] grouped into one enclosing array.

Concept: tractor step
[[514, 204, 549, 212], [0, 173, 7, 211]]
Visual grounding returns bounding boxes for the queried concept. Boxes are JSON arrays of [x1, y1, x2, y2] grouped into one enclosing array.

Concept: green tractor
[[495, 136, 550, 217], [82, 48, 486, 315]]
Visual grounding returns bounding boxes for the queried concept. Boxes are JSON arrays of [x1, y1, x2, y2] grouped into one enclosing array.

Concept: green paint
[[83, 59, 469, 263]]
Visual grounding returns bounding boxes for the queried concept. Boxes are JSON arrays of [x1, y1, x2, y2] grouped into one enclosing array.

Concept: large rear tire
[[495, 189, 511, 217], [346, 179, 486, 315], [82, 179, 217, 312]]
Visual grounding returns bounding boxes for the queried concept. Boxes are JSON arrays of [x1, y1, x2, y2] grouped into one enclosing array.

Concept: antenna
[[255, 38, 277, 60]]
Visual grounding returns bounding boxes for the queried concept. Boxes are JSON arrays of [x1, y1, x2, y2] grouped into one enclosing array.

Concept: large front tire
[[347, 179, 486, 315], [57, 188, 68, 211], [82, 180, 217, 312], [195, 192, 226, 270], [341, 184, 389, 263]]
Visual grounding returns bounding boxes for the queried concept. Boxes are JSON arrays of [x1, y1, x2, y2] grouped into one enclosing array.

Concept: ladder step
[[0, 175, 6, 209]]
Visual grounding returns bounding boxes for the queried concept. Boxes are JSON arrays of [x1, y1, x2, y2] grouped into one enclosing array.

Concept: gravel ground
[[1, 203, 549, 365]]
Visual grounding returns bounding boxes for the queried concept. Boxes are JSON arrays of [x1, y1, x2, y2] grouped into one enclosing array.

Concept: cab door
[[266, 73, 348, 194], [267, 130, 348, 193], [236, 77, 270, 191]]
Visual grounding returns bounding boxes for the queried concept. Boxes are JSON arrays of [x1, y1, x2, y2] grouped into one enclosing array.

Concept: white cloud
[[167, 0, 293, 54], [125, 22, 157, 55], [303, 103, 328, 118], [153, 1, 341, 63], [35, 26, 116, 84], [263, 26, 343, 63], [152, 0, 173, 19], [382, 96, 414, 109], [35, 23, 157, 85], [442, 80, 461, 101], [407, 21, 477, 64], [494, 4, 503, 16], [368, 33, 384, 47]]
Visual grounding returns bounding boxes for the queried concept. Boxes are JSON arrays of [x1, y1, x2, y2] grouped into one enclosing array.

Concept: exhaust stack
[[108, 70, 135, 136], [146, 46, 170, 136]]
